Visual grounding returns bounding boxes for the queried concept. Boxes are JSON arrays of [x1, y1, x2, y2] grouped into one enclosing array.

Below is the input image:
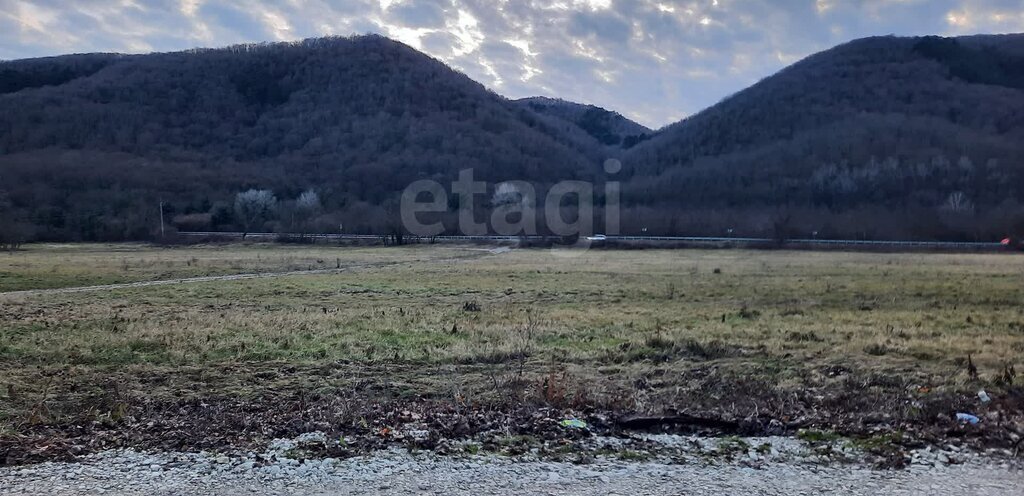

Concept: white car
[[586, 234, 608, 241]]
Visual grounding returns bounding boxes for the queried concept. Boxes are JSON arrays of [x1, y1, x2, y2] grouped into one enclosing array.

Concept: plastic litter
[[955, 413, 980, 425], [978, 390, 991, 404], [560, 419, 588, 429]]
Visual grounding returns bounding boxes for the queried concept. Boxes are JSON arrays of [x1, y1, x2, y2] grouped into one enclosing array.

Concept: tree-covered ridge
[[915, 35, 1024, 90], [1, 33, 1023, 243], [0, 53, 120, 95], [0, 35, 606, 240], [0, 35, 597, 180], [515, 97, 652, 148], [620, 34, 1024, 235]]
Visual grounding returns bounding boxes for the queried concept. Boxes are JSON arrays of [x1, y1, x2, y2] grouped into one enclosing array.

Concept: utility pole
[[159, 199, 165, 238]]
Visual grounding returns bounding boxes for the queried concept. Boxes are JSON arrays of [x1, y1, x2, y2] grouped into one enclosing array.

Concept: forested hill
[[515, 97, 651, 148], [620, 34, 1024, 239], [1, 33, 1023, 242], [0, 35, 602, 240]]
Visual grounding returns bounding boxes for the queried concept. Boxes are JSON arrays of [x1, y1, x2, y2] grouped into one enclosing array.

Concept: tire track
[[0, 251, 503, 299]]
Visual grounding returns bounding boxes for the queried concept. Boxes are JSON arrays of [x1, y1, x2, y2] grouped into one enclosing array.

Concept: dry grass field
[[1, 243, 1022, 463], [0, 243, 475, 292]]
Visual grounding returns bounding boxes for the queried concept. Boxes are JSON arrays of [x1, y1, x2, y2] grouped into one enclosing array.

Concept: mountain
[[620, 34, 1024, 239], [1, 33, 1023, 242], [0, 35, 603, 240], [515, 97, 651, 148]]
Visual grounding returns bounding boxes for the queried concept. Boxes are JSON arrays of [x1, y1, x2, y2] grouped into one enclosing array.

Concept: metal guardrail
[[176, 232, 1005, 249]]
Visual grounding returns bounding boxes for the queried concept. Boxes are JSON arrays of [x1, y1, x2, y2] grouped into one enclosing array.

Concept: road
[[178, 231, 1006, 251]]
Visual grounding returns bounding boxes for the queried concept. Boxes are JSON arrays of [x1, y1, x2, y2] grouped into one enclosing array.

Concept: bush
[[0, 221, 34, 252]]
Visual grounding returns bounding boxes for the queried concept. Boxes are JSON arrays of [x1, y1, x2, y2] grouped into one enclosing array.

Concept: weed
[[681, 339, 734, 359], [615, 449, 653, 461], [797, 429, 842, 444], [848, 432, 904, 453], [737, 306, 761, 320], [863, 343, 892, 356], [717, 436, 750, 452], [786, 331, 823, 342]]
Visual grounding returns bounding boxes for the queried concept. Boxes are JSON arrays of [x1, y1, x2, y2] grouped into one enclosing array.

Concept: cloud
[[567, 9, 632, 45], [1, 0, 1021, 128], [386, 0, 450, 28]]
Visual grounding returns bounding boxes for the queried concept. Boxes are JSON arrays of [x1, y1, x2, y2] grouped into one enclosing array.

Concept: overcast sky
[[2, 0, 1022, 128]]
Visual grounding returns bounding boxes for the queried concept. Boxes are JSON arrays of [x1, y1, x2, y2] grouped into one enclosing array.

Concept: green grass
[[2, 247, 1023, 370]]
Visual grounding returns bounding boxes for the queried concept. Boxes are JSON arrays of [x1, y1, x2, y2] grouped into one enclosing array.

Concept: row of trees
[[2, 149, 1021, 244], [168, 189, 323, 237], [152, 181, 1023, 242], [4, 185, 1021, 247]]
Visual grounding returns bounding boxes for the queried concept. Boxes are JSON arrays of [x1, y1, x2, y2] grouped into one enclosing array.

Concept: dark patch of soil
[[2, 362, 1022, 467]]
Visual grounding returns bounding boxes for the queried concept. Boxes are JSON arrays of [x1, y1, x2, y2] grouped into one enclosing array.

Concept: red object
[[1002, 238, 1012, 246]]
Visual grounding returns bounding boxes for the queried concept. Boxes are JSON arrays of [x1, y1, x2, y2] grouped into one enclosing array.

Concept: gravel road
[[2, 437, 1019, 496]]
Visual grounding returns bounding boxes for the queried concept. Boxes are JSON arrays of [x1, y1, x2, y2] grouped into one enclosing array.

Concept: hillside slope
[[0, 36, 601, 239], [623, 34, 1024, 219], [515, 97, 651, 148]]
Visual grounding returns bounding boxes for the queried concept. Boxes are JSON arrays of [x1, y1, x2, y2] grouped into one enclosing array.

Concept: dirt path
[[0, 250, 503, 299], [0, 267, 360, 299]]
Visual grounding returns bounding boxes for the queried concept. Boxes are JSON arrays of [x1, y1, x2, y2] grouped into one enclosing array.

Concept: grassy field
[[1, 243, 1022, 460], [0, 243, 475, 292]]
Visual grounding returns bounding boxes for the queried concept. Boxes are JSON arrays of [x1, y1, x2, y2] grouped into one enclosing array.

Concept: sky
[[1, 1, 1023, 128]]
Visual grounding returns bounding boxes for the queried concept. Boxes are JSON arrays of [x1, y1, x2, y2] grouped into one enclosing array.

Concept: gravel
[[1, 434, 1020, 495]]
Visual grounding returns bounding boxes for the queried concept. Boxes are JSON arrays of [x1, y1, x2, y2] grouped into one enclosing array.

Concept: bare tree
[[381, 196, 407, 245], [0, 220, 33, 252], [235, 189, 277, 238], [771, 210, 795, 244], [492, 182, 524, 208], [944, 191, 973, 213], [296, 190, 321, 214], [294, 189, 321, 235]]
